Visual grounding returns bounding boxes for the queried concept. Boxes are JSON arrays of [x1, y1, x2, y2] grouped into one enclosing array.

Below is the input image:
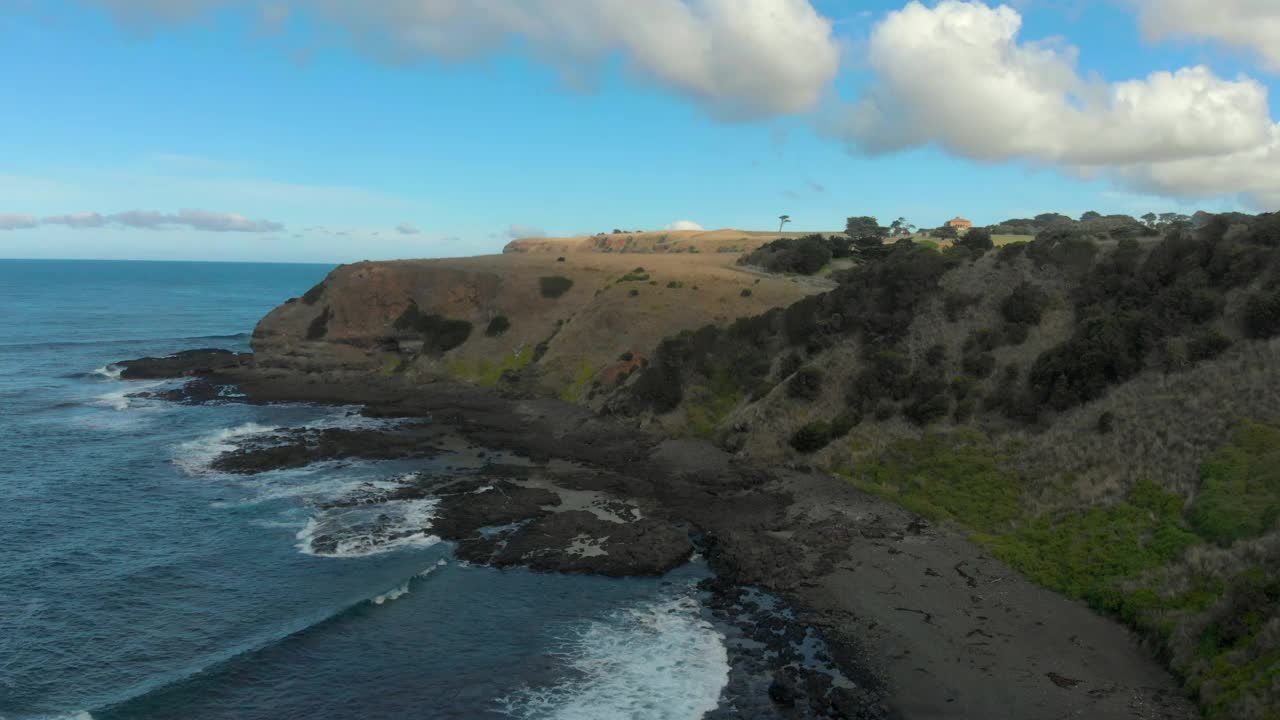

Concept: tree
[[845, 216, 887, 241], [955, 227, 994, 256], [778, 215, 791, 232], [1034, 212, 1073, 227], [931, 225, 959, 240], [889, 217, 915, 236], [1141, 212, 1157, 227], [1081, 210, 1102, 221]]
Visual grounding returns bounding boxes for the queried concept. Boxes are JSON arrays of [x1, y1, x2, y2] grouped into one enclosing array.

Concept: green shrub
[[995, 242, 1028, 264], [962, 351, 996, 379], [306, 306, 332, 340], [790, 421, 833, 453], [540, 275, 575, 298], [1000, 281, 1051, 325], [985, 480, 1199, 604], [628, 288, 640, 297], [955, 227, 994, 257], [738, 234, 834, 275], [485, 315, 511, 337], [925, 344, 947, 367], [903, 392, 951, 426], [393, 302, 473, 353], [1243, 289, 1280, 338], [787, 366, 823, 401], [1190, 420, 1280, 545], [943, 292, 981, 322], [847, 430, 1021, 532]]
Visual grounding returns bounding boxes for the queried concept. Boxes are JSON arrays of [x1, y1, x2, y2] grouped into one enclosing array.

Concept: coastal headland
[[119, 218, 1280, 719]]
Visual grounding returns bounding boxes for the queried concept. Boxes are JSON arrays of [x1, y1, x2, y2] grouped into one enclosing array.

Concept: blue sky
[[1, 0, 1277, 262]]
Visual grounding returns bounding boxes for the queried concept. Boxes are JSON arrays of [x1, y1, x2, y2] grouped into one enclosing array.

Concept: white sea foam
[[172, 410, 403, 476], [371, 581, 411, 605], [91, 364, 123, 380], [498, 594, 730, 720], [295, 498, 441, 558], [173, 422, 281, 475], [419, 558, 449, 576]]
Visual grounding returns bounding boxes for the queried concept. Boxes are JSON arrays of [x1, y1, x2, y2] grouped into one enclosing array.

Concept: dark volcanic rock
[[486, 510, 693, 576], [115, 349, 250, 379], [768, 672, 799, 706], [430, 481, 561, 538], [209, 425, 442, 474]]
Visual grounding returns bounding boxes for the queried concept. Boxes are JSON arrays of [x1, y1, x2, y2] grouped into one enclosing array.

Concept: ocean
[[0, 260, 731, 720]]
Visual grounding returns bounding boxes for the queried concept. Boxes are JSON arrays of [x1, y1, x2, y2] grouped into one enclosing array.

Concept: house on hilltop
[[946, 216, 973, 230]]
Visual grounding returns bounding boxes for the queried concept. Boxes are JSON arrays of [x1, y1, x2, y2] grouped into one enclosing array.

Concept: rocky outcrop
[[115, 348, 251, 379]]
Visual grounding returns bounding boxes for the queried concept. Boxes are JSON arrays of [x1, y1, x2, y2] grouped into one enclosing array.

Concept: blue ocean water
[[0, 260, 729, 720]]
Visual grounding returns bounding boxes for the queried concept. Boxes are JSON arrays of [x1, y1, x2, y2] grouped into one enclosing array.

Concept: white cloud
[[837, 1, 1270, 165], [44, 212, 108, 228], [174, 208, 284, 232], [664, 220, 705, 231], [1132, 0, 1280, 73], [507, 223, 546, 239], [395, 222, 420, 235], [16, 209, 284, 232], [831, 0, 1280, 208], [84, 0, 840, 118], [0, 213, 38, 231]]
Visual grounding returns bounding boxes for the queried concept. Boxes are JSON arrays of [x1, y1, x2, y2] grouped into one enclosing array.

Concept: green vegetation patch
[[539, 275, 575, 298], [683, 372, 743, 440], [984, 480, 1200, 605], [841, 422, 1280, 719], [559, 361, 596, 402], [447, 347, 533, 386], [845, 429, 1022, 533], [1191, 420, 1280, 546]]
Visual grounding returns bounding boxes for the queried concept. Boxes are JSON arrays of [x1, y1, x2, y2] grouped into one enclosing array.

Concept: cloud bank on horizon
[[1, 209, 285, 233], [73, 0, 1280, 211]]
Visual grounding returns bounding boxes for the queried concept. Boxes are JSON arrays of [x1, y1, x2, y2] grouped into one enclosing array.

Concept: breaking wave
[[497, 592, 730, 720], [295, 498, 442, 558]]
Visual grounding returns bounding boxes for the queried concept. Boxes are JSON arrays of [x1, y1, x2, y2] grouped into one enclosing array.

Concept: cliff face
[[251, 245, 823, 397]]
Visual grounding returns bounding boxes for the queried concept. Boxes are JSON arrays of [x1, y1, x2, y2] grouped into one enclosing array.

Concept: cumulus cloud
[[83, 0, 840, 118], [1133, 0, 1280, 73], [836, 1, 1271, 165], [44, 212, 108, 228], [664, 220, 705, 231], [0, 213, 38, 231], [395, 223, 420, 235], [507, 224, 546, 239], [831, 0, 1280, 208]]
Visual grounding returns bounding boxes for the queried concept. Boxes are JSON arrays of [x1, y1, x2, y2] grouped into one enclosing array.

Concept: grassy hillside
[[606, 212, 1280, 719]]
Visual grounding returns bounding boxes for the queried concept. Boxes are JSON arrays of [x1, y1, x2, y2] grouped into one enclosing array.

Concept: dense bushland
[[738, 234, 851, 275], [610, 211, 1280, 718]]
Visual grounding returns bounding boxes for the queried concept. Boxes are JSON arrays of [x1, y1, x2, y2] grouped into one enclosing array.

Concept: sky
[[1, 0, 1278, 263]]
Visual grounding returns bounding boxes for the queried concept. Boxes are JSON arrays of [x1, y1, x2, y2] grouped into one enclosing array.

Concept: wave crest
[[498, 593, 729, 720]]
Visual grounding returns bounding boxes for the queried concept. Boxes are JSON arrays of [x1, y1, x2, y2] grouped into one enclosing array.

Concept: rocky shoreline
[[118, 350, 1199, 719]]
